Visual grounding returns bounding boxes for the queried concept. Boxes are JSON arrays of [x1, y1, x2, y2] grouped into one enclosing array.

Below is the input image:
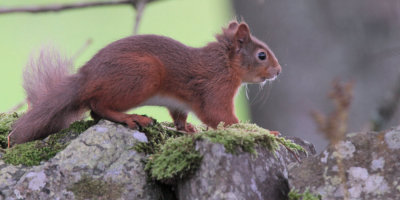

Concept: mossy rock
[[198, 123, 305, 156], [138, 122, 305, 184], [2, 120, 96, 166], [134, 121, 184, 154], [144, 135, 202, 184]]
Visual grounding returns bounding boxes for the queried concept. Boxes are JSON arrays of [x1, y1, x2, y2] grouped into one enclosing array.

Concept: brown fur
[[9, 21, 281, 145]]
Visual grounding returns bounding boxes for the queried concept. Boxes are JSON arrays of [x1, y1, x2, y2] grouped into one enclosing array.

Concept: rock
[[1, 120, 162, 200], [176, 136, 315, 200], [0, 119, 317, 200], [289, 127, 400, 200], [0, 160, 30, 198]]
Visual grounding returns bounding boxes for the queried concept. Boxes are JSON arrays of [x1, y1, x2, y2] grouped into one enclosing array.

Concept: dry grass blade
[[311, 80, 354, 144]]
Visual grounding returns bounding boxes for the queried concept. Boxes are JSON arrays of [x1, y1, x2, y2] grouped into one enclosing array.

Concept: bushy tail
[[9, 47, 86, 145]]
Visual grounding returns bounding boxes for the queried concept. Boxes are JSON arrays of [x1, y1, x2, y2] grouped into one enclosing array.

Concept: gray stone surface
[[0, 160, 29, 199], [176, 136, 315, 200], [1, 119, 318, 200], [0, 120, 161, 200], [289, 126, 400, 200]]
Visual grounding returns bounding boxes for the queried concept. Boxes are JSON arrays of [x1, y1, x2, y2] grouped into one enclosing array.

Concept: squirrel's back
[[83, 35, 194, 72]]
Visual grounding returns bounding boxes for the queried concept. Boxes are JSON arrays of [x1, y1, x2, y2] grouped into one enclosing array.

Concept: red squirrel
[[8, 20, 281, 145]]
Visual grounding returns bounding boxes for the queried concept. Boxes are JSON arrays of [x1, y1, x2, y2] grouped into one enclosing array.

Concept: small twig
[[133, 0, 148, 35], [8, 100, 26, 113], [7, 133, 12, 148], [71, 39, 93, 63], [311, 80, 354, 143], [371, 73, 400, 131], [0, 1, 132, 14], [278, 140, 301, 162], [161, 125, 187, 134], [0, 0, 161, 15]]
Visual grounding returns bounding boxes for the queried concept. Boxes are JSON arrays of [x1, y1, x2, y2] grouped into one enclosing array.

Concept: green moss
[[144, 135, 202, 183], [288, 189, 322, 200], [199, 123, 305, 156], [276, 136, 307, 154], [137, 122, 305, 183], [46, 120, 96, 145], [0, 112, 19, 148], [68, 175, 122, 200], [198, 123, 279, 155], [3, 120, 95, 166], [133, 121, 184, 154], [2, 140, 63, 166]]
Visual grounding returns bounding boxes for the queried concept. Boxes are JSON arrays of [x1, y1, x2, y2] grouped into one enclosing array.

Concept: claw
[[270, 130, 280, 136], [125, 115, 154, 130], [185, 123, 197, 133]]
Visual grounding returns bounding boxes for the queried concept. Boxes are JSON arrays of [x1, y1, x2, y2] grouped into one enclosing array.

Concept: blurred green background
[[0, 0, 250, 124]]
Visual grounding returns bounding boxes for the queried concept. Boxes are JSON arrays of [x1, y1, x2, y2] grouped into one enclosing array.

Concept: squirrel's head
[[218, 21, 282, 84]]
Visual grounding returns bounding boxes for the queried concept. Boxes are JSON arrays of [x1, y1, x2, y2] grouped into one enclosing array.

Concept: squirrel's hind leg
[[168, 109, 196, 133], [89, 103, 153, 129]]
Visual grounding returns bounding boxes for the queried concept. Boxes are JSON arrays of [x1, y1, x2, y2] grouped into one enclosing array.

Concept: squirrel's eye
[[258, 52, 267, 60]]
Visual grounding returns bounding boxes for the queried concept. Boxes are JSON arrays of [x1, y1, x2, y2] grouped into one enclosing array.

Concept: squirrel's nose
[[276, 65, 282, 76]]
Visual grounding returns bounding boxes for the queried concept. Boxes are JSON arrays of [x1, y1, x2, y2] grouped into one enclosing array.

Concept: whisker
[[248, 76, 277, 106], [250, 84, 262, 105], [261, 80, 273, 106], [245, 83, 250, 100], [252, 80, 268, 105], [258, 80, 270, 105]]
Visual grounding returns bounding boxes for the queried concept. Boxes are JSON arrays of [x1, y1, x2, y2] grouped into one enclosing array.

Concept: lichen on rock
[[289, 129, 400, 200], [3, 120, 163, 199], [67, 175, 123, 200]]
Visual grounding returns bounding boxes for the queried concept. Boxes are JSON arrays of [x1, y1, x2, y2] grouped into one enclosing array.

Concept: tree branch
[[8, 100, 26, 113], [133, 0, 147, 35], [71, 39, 93, 63], [0, 1, 136, 14], [0, 0, 158, 35]]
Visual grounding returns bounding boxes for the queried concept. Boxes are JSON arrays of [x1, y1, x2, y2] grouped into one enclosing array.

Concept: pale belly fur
[[139, 95, 190, 111]]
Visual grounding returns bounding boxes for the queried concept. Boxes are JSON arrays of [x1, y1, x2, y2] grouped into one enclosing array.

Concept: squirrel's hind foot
[[125, 114, 154, 130], [175, 122, 197, 134]]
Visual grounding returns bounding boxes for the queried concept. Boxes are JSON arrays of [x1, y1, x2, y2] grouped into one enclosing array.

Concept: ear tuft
[[235, 23, 250, 43], [228, 21, 239, 30]]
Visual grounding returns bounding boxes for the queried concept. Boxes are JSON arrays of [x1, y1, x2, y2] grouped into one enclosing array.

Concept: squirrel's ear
[[235, 23, 250, 43]]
